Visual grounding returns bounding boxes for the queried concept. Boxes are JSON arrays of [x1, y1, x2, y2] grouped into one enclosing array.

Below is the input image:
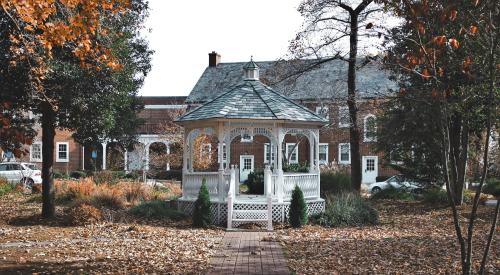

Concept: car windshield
[[23, 164, 37, 170]]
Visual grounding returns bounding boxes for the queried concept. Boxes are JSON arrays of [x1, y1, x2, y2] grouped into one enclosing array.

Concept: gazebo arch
[[175, 58, 327, 229]]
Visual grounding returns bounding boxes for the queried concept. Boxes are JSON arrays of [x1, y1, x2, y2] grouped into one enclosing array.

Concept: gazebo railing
[[183, 172, 220, 198], [282, 173, 320, 200]]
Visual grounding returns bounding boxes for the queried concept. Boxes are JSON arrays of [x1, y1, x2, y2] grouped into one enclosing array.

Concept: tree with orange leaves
[[0, 0, 152, 218], [379, 0, 499, 273]]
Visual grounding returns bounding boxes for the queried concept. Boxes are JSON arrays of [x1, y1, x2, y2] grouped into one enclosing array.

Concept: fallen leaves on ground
[[276, 200, 499, 274], [0, 193, 222, 274]]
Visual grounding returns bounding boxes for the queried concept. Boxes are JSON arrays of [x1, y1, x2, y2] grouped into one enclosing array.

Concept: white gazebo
[[176, 59, 327, 229]]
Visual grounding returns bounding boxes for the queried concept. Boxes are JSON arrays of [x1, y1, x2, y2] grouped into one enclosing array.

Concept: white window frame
[[338, 143, 351, 164], [338, 106, 350, 128], [319, 143, 329, 165], [285, 143, 299, 164], [315, 106, 329, 120], [364, 114, 377, 142], [264, 143, 276, 164], [30, 142, 42, 162], [56, 142, 69, 162], [217, 143, 227, 164]]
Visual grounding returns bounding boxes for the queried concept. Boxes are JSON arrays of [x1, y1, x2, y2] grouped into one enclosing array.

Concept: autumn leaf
[[448, 38, 460, 49], [432, 35, 447, 45], [449, 9, 457, 21], [421, 68, 431, 79], [469, 25, 478, 34]]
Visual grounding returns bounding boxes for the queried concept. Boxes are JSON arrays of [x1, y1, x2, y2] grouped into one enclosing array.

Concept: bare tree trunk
[[479, 199, 499, 274], [347, 11, 362, 192], [41, 102, 56, 218]]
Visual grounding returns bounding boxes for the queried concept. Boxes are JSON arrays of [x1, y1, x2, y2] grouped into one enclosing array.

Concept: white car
[[0, 162, 42, 188], [369, 175, 424, 194]]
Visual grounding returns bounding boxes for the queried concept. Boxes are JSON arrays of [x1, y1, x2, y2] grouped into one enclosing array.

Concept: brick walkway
[[207, 231, 289, 275]]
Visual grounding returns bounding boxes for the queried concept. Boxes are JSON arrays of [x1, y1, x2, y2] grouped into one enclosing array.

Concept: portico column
[[144, 143, 150, 171], [123, 149, 128, 171], [166, 143, 170, 171], [101, 142, 107, 170], [315, 129, 321, 198]]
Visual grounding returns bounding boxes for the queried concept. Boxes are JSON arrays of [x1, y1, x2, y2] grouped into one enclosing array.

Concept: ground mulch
[[276, 200, 499, 274], [0, 193, 223, 274]]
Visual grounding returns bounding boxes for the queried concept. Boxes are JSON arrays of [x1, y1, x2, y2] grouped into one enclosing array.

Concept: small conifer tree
[[192, 178, 212, 227], [289, 185, 308, 228]]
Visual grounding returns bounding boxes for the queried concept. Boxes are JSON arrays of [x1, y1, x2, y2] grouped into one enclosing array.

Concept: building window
[[315, 106, 329, 119], [319, 143, 329, 165], [338, 143, 350, 164], [286, 143, 299, 164], [217, 143, 227, 164], [364, 114, 377, 142], [243, 158, 252, 170], [338, 106, 350, 128], [264, 143, 275, 164], [30, 142, 42, 162], [56, 142, 69, 162]]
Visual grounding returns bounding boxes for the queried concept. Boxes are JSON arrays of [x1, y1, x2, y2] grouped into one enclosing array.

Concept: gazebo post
[[276, 127, 284, 203], [309, 132, 314, 172], [217, 123, 225, 202], [182, 129, 189, 198], [315, 129, 321, 198]]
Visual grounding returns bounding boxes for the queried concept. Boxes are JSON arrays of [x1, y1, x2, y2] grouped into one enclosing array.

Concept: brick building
[[184, 52, 399, 184]]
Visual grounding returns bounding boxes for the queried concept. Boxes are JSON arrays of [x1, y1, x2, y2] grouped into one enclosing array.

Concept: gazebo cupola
[[243, 57, 259, 80]]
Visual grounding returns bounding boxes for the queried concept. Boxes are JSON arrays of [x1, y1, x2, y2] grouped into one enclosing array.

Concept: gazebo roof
[[177, 79, 328, 124]]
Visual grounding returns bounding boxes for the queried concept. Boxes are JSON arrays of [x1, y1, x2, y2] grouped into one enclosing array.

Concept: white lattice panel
[[283, 173, 319, 199], [233, 210, 268, 220]]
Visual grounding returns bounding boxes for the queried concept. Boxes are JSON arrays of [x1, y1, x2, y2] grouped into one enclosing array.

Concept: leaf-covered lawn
[[277, 200, 499, 274], [0, 193, 222, 274]]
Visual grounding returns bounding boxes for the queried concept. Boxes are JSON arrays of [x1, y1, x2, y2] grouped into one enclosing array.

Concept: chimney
[[208, 51, 221, 67]]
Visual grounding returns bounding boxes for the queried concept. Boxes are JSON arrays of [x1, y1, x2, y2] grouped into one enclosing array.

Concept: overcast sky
[[140, 0, 303, 97]]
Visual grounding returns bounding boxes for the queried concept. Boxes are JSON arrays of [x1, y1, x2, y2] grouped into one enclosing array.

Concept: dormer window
[[243, 57, 259, 80]]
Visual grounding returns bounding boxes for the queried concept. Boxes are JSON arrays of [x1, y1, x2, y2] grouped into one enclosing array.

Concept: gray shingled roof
[[177, 79, 328, 123], [186, 59, 398, 103]]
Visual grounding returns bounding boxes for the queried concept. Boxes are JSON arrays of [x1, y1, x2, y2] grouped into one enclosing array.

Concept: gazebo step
[[232, 210, 268, 221]]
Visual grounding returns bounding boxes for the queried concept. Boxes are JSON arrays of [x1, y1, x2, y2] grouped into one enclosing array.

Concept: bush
[[112, 171, 127, 179], [312, 192, 378, 227], [93, 170, 118, 185], [130, 200, 186, 220], [192, 178, 212, 227], [245, 169, 264, 194], [53, 171, 69, 179], [66, 200, 103, 226], [91, 187, 125, 210], [421, 188, 449, 205], [483, 178, 500, 197], [320, 172, 351, 196], [121, 182, 149, 204], [283, 162, 309, 173], [125, 171, 141, 180], [0, 177, 14, 197], [289, 185, 308, 228], [371, 186, 417, 200], [154, 170, 183, 181], [70, 170, 87, 179]]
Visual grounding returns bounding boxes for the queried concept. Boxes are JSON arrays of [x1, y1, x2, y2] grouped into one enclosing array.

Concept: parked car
[[369, 175, 424, 194], [0, 162, 42, 188]]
